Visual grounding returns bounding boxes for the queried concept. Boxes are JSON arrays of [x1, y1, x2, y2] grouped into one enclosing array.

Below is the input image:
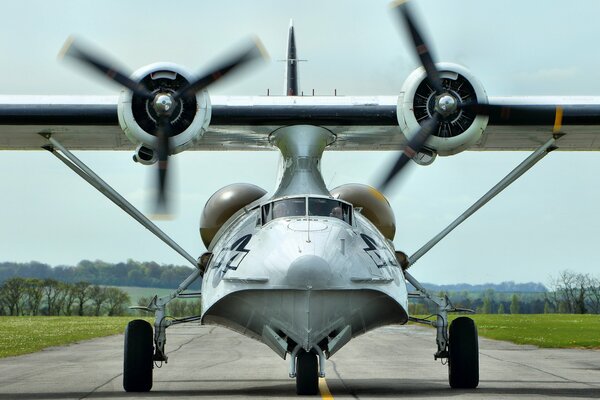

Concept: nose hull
[[286, 255, 333, 288], [202, 288, 408, 355]]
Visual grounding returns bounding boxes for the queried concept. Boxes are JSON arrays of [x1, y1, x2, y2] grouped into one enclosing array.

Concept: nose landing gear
[[295, 350, 319, 395]]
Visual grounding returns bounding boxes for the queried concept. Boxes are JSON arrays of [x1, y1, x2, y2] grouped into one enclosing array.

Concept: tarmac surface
[[0, 322, 599, 399]]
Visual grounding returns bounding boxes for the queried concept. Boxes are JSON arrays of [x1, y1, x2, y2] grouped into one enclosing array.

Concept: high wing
[[1, 94, 599, 151]]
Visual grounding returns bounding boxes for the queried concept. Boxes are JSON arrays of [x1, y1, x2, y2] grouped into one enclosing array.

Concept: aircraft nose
[[286, 255, 333, 288]]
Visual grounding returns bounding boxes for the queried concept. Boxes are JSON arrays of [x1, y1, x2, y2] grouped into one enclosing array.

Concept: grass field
[[0, 316, 150, 358], [464, 314, 600, 349], [1, 314, 599, 359], [117, 286, 174, 305], [412, 314, 600, 349]]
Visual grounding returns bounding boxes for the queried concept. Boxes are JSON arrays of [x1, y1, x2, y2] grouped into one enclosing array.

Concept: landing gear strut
[[405, 271, 479, 389]]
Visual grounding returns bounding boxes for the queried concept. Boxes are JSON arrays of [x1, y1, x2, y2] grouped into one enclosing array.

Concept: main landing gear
[[405, 271, 479, 389], [449, 317, 479, 388], [123, 267, 204, 393], [123, 320, 154, 392]]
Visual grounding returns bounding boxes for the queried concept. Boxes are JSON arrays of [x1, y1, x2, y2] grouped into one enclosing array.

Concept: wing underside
[[0, 95, 599, 151]]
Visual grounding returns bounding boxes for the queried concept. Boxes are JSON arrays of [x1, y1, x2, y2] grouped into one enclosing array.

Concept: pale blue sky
[[0, 0, 599, 285]]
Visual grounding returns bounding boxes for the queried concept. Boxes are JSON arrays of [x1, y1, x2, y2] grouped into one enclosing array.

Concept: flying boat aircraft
[[1, 1, 600, 396]]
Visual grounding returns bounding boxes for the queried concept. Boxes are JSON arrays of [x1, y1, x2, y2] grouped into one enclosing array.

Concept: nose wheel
[[295, 350, 319, 395]]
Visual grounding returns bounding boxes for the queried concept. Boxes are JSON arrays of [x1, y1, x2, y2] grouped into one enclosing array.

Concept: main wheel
[[123, 319, 154, 392], [296, 350, 319, 395], [448, 316, 479, 389]]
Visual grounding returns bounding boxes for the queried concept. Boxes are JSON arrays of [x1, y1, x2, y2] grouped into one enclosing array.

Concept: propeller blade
[[378, 114, 440, 193], [59, 37, 153, 99], [154, 115, 172, 216], [391, 0, 444, 94], [174, 37, 268, 101]]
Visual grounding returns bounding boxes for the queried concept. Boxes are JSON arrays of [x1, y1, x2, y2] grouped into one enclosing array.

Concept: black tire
[[123, 319, 154, 392], [448, 316, 479, 389], [296, 350, 319, 395]]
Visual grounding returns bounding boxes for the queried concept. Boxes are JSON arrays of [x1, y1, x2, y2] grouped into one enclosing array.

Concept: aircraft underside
[[202, 288, 409, 358]]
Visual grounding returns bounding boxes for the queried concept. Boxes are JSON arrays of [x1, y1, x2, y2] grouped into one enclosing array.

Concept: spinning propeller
[[60, 36, 267, 216], [379, 0, 551, 192]]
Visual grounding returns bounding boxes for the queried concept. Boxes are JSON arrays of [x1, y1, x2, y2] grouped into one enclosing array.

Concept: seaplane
[[1, 1, 599, 396]]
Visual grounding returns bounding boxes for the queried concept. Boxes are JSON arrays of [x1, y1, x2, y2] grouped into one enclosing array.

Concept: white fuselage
[[200, 125, 409, 358]]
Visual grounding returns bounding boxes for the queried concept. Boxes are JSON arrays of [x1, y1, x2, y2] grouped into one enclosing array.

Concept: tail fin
[[284, 19, 299, 96]]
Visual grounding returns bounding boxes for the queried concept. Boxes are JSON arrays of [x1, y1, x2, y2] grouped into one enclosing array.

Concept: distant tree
[[42, 279, 66, 316], [558, 301, 568, 313], [510, 294, 520, 314], [25, 279, 44, 316], [482, 296, 492, 314], [543, 301, 552, 314], [72, 281, 91, 316], [549, 270, 593, 314], [585, 277, 600, 314], [497, 303, 505, 314], [167, 299, 187, 317], [1, 277, 27, 315], [62, 284, 77, 316], [186, 299, 202, 316], [89, 285, 109, 316], [104, 287, 131, 316]]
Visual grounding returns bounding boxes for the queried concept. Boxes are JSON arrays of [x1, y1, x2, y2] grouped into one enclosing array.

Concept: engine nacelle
[[331, 184, 396, 240], [118, 62, 212, 159], [398, 63, 489, 157], [200, 183, 267, 248]]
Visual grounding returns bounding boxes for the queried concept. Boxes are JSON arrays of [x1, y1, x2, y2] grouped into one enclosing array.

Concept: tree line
[[410, 270, 600, 315], [0, 278, 130, 316], [0, 277, 202, 318], [0, 260, 198, 289]]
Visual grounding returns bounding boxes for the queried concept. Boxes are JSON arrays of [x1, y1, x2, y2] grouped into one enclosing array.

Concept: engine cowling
[[200, 183, 267, 248], [117, 62, 212, 163], [397, 63, 489, 157], [331, 184, 396, 240]]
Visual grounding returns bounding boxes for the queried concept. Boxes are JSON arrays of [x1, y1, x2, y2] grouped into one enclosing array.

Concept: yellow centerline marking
[[319, 377, 334, 399]]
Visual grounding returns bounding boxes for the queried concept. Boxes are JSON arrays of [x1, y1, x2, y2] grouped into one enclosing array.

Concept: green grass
[[117, 286, 174, 305], [465, 314, 600, 349], [0, 316, 150, 358], [413, 314, 600, 349], [3, 314, 599, 359]]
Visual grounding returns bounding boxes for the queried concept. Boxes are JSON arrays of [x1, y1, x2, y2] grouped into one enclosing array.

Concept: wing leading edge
[[0, 94, 599, 151]]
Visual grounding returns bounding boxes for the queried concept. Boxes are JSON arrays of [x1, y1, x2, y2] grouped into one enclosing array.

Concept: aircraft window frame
[[261, 196, 353, 226], [261, 197, 307, 223], [307, 197, 353, 225]]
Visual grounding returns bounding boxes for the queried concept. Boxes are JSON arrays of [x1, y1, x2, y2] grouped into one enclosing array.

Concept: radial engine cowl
[[331, 183, 396, 241], [398, 63, 489, 157], [117, 62, 212, 158]]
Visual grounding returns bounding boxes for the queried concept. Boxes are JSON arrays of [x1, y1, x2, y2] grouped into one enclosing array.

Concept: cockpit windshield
[[261, 197, 352, 225], [308, 198, 352, 224]]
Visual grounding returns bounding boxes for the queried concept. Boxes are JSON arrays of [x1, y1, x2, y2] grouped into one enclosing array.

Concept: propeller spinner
[[60, 36, 268, 216], [382, 0, 556, 192]]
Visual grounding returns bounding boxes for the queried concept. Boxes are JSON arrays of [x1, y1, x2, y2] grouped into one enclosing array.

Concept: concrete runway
[[0, 323, 599, 399]]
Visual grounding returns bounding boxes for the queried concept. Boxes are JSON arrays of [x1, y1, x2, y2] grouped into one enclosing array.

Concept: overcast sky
[[0, 0, 599, 286]]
